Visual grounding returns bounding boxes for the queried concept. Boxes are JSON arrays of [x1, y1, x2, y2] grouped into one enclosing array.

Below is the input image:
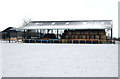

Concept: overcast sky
[[0, 0, 119, 37]]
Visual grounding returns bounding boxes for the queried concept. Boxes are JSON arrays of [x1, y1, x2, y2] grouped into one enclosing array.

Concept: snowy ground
[[0, 43, 2, 78], [1, 43, 118, 77]]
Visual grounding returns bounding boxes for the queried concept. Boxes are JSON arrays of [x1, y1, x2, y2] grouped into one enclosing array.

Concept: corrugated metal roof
[[17, 20, 112, 30]]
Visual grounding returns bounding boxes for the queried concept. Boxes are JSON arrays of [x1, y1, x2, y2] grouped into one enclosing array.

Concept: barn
[[9, 20, 114, 44]]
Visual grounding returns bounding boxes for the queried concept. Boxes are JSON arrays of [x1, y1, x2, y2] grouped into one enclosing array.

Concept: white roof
[[17, 20, 112, 30]]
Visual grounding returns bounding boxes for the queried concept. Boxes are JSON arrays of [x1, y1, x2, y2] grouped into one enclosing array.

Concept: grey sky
[[0, 0, 119, 37]]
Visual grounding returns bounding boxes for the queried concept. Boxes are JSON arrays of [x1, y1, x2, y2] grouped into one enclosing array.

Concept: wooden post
[[41, 40, 42, 43], [53, 40, 54, 43], [8, 30, 10, 43], [47, 40, 48, 43], [29, 39, 30, 43], [98, 40, 100, 44], [79, 40, 80, 44], [92, 40, 93, 44], [85, 40, 86, 44], [105, 40, 106, 44]]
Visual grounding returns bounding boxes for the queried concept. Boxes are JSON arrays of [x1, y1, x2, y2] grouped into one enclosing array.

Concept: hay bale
[[90, 31, 94, 34], [69, 35, 72, 39], [72, 35, 75, 39], [106, 36, 110, 39], [78, 35, 81, 39], [86, 35, 89, 39], [99, 31, 105, 35], [76, 31, 80, 35], [75, 35, 78, 39], [94, 31, 98, 35], [81, 35, 86, 39], [80, 31, 84, 34], [65, 35, 69, 39], [100, 35, 106, 39], [85, 31, 89, 34], [95, 35, 99, 39], [62, 39, 66, 43], [68, 31, 72, 35], [90, 35, 94, 39]]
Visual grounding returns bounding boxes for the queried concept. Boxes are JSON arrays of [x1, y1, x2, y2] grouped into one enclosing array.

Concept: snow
[[17, 20, 112, 30], [2, 43, 118, 77], [0, 43, 2, 78], [18, 25, 111, 30]]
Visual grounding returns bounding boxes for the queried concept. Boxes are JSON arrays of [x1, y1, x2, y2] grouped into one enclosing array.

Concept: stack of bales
[[61, 29, 107, 40]]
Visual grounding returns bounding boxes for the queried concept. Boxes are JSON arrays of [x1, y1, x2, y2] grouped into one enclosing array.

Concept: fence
[[22, 39, 115, 44]]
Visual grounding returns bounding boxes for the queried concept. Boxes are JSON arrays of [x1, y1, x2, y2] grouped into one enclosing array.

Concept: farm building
[[5, 20, 114, 44]]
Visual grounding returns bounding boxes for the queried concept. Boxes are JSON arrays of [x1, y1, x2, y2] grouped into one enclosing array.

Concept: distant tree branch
[[22, 18, 31, 27]]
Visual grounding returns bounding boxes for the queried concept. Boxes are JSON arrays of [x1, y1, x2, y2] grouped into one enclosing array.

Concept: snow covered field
[[0, 43, 2, 78], [1, 43, 118, 77]]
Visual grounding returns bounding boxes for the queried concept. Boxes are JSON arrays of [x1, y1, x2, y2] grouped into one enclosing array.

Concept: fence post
[[8, 30, 11, 43]]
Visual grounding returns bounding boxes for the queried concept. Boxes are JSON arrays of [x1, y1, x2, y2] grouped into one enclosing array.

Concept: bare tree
[[22, 18, 31, 27]]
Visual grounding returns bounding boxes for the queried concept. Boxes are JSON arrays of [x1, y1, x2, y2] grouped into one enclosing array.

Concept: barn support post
[[40, 29, 41, 38], [51, 29, 53, 34], [89, 29, 91, 39], [46, 29, 48, 34], [38, 29, 39, 38], [37, 29, 39, 39], [23, 29, 25, 39], [57, 29, 58, 39], [16, 31, 18, 42], [111, 22, 113, 40], [48, 29, 49, 34], [111, 28, 112, 40]]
